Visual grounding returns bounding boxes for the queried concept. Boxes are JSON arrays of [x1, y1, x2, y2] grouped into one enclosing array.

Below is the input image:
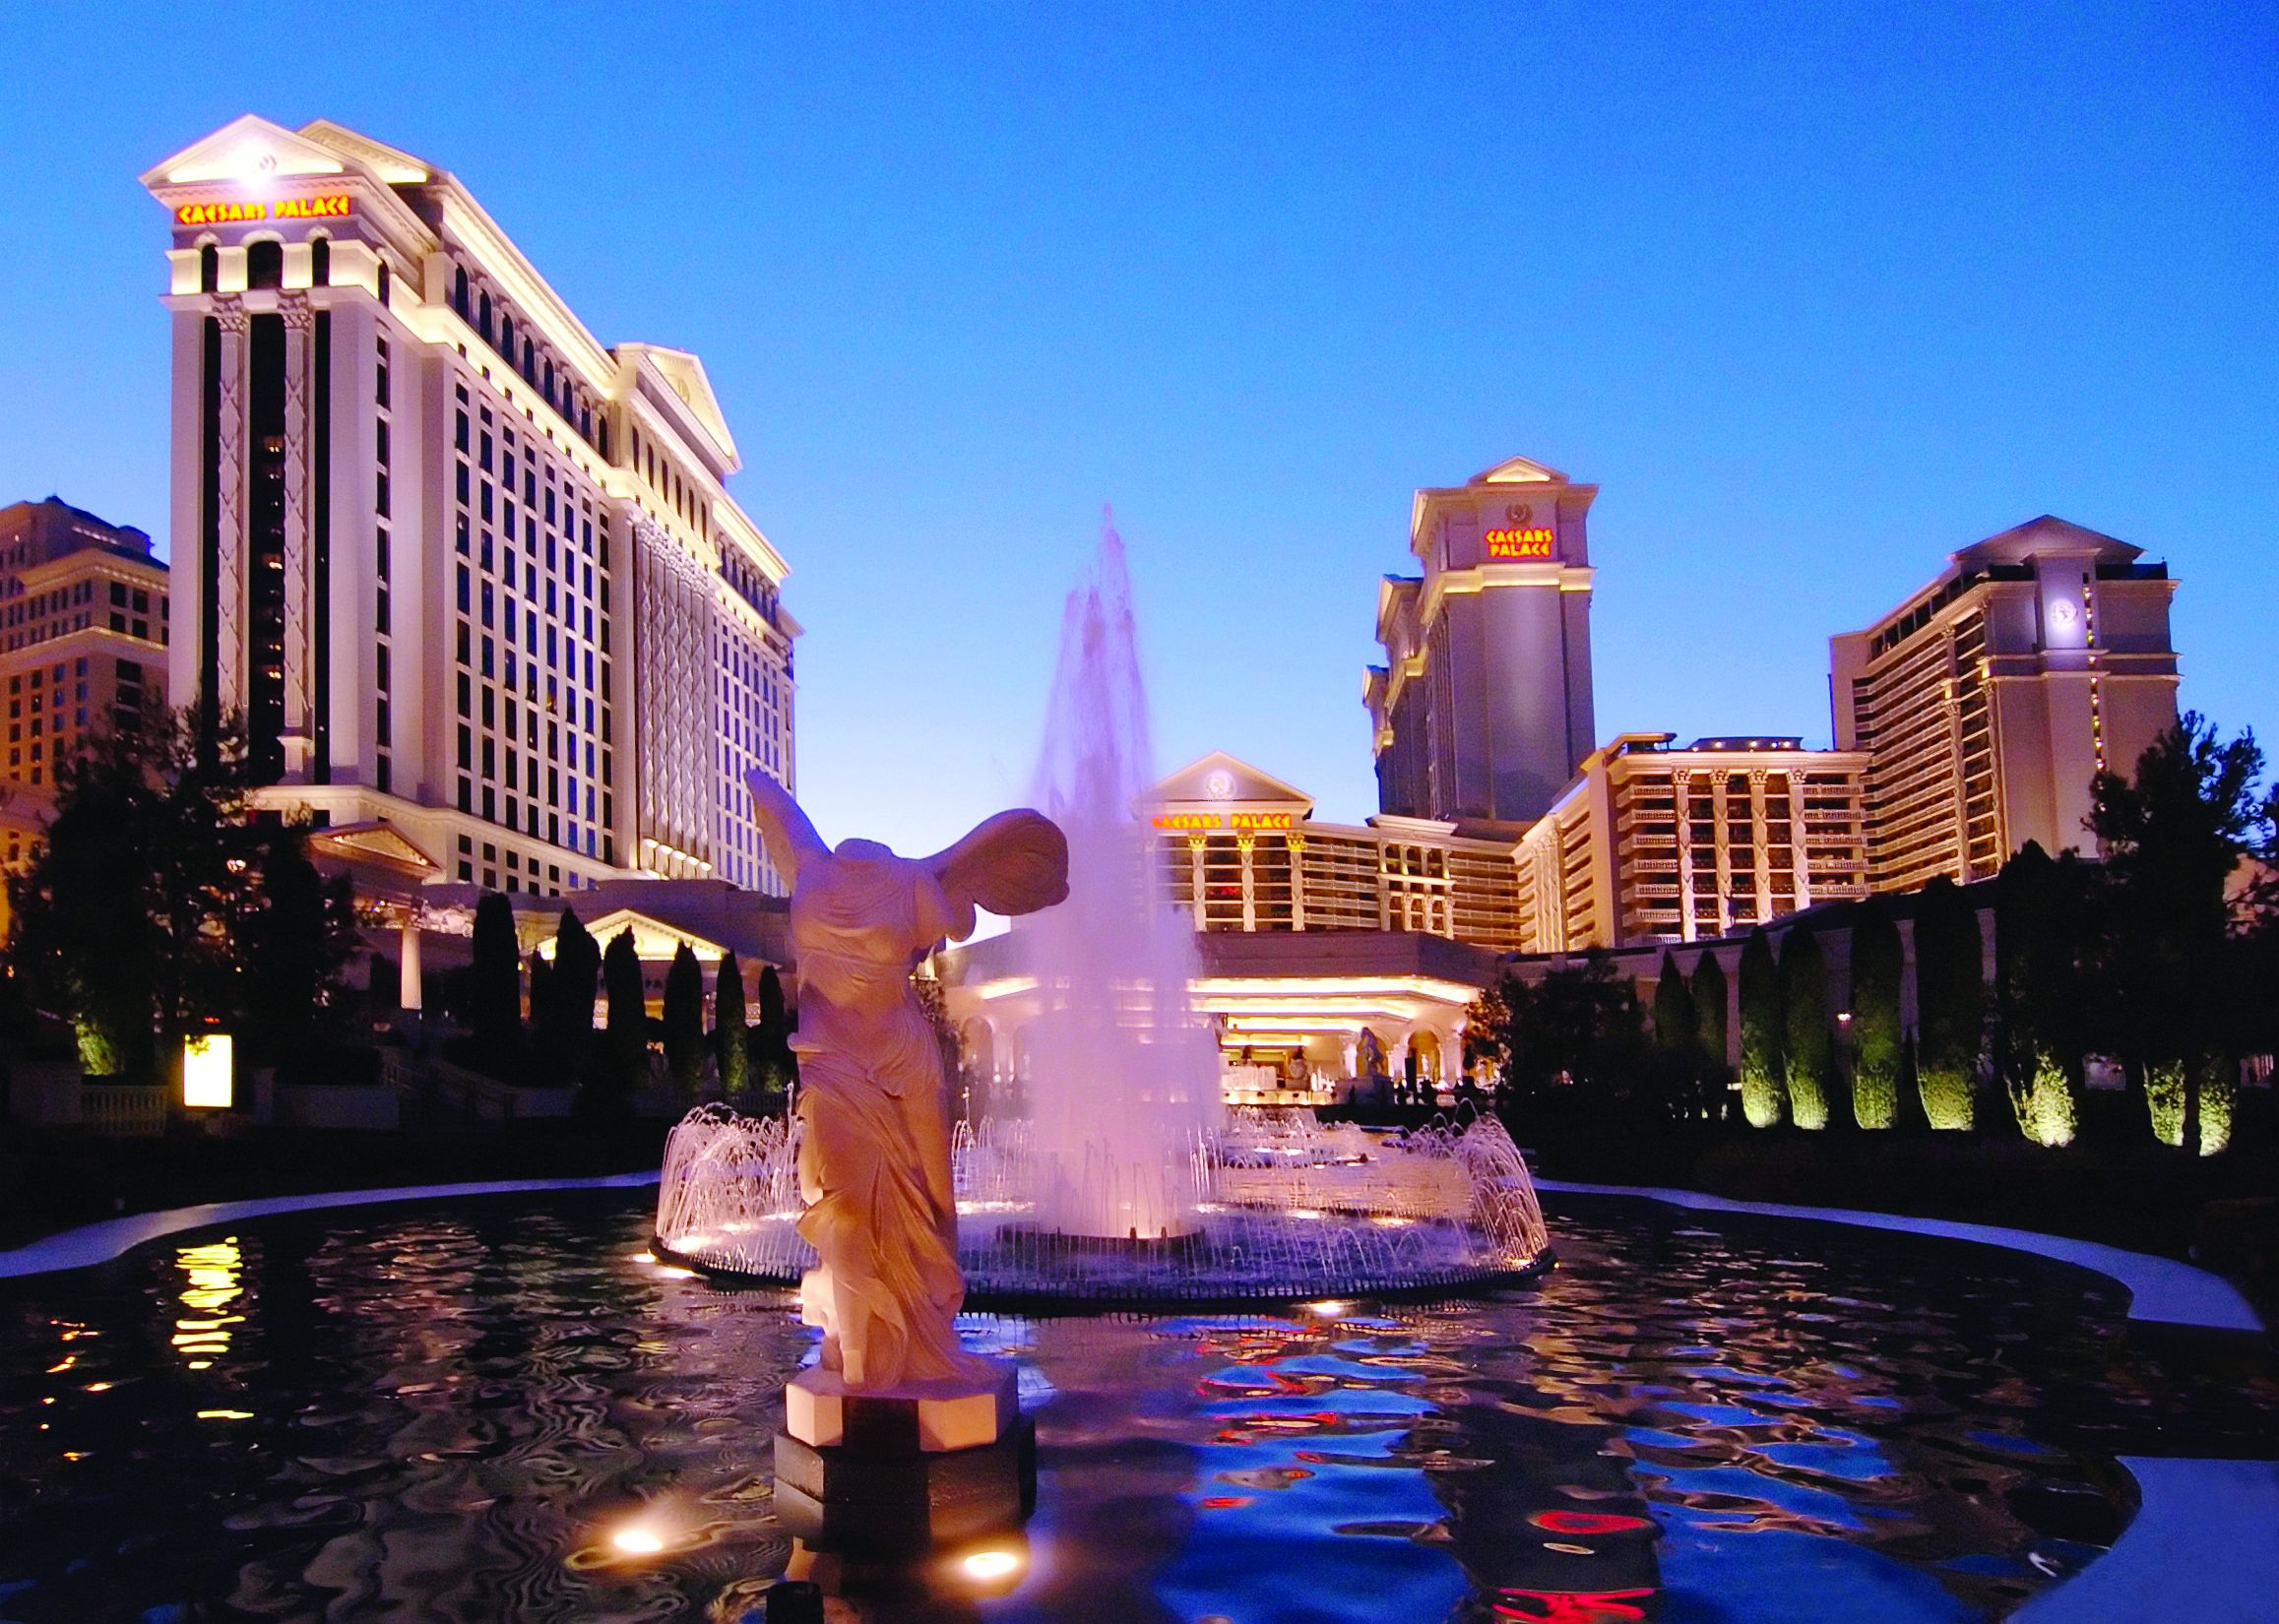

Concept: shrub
[[1913, 877, 1984, 1129], [1779, 927, 1832, 1130], [1849, 899, 1904, 1129], [1737, 929, 1786, 1128]]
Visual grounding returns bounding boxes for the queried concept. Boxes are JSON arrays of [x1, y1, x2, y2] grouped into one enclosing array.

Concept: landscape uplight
[[182, 1034, 233, 1109]]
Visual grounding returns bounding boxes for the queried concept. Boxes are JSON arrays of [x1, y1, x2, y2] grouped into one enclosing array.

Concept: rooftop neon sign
[[1151, 811, 1295, 832], [1485, 526, 1555, 559], [174, 194, 353, 226]]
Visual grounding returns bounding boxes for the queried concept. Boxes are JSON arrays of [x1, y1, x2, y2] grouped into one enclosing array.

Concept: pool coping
[[0, 1171, 663, 1280], [1533, 1178, 2266, 1335]]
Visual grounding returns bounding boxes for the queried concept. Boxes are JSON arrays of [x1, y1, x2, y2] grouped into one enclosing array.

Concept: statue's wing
[[745, 770, 831, 883], [924, 810, 1070, 941]]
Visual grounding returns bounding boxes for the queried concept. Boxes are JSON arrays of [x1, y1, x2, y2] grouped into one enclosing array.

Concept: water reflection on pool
[[1, 1192, 2268, 1622]]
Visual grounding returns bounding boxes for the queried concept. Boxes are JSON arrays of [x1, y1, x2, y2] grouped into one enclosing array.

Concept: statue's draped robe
[[789, 842, 981, 1389]]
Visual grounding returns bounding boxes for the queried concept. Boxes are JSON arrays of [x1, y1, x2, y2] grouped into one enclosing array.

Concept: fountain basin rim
[[647, 1229, 1555, 1312]]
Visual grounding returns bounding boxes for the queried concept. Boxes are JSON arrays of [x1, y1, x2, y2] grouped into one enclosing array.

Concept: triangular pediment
[[551, 908, 726, 963], [143, 115, 350, 189], [1958, 515, 2140, 567], [623, 344, 741, 469], [305, 821, 437, 877], [1144, 752, 1315, 813], [1471, 454, 1567, 486]]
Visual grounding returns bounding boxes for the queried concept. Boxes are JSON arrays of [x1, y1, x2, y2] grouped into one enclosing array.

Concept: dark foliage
[[662, 943, 706, 1097], [468, 891, 522, 1075], [714, 949, 750, 1104]]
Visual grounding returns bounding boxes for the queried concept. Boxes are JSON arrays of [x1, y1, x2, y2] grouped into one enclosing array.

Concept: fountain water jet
[[1016, 513, 1218, 1241]]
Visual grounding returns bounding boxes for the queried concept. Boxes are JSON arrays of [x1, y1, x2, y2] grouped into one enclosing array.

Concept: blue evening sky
[[0, 3, 2269, 859]]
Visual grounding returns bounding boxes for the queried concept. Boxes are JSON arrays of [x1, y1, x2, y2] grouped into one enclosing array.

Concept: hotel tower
[[141, 116, 796, 899], [1366, 456, 1597, 827], [1830, 516, 2179, 893]]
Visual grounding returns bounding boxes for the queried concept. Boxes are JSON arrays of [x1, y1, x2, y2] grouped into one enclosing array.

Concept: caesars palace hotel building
[[142, 116, 796, 900]]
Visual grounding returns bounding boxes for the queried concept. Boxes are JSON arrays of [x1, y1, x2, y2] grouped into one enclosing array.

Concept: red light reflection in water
[[1529, 1510, 1653, 1536], [1492, 1588, 1657, 1623]]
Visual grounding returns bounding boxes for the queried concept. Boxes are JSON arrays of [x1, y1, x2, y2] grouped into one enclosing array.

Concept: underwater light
[[962, 1548, 1022, 1581], [611, 1525, 665, 1555]]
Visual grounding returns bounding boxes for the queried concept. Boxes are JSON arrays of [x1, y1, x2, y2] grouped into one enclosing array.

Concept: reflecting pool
[[2, 1190, 2270, 1622]]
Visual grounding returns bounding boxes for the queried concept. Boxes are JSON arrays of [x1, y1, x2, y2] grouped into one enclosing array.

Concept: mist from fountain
[[1014, 514, 1220, 1240]]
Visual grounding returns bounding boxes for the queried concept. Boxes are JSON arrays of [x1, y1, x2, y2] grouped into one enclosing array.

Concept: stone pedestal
[[773, 1361, 1035, 1556]]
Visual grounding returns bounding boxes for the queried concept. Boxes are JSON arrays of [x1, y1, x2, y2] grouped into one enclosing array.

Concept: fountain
[[656, 516, 1550, 1307], [1016, 519, 1218, 1243]]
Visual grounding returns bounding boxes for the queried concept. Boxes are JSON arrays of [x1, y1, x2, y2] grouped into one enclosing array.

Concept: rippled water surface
[[3, 1190, 2270, 1623]]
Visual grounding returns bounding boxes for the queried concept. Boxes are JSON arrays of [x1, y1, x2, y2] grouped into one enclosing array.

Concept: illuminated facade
[[1511, 733, 1869, 953], [1366, 455, 1597, 826], [142, 116, 797, 902], [0, 498, 172, 917], [1144, 752, 1525, 950], [1830, 516, 2178, 893], [0, 497, 170, 795]]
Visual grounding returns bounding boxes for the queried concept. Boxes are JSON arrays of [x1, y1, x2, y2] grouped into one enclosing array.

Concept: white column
[[1186, 835, 1207, 930], [1237, 834, 1257, 931], [1674, 769, 1698, 941], [1748, 769, 1773, 923], [1287, 834, 1307, 931], [1710, 774, 1733, 934], [1788, 769, 1812, 911], [280, 293, 312, 775], [399, 916, 423, 1011], [214, 301, 248, 713]]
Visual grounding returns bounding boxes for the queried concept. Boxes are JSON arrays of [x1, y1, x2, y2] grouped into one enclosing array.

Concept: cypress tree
[[1914, 876, 1985, 1129], [714, 949, 750, 1105], [469, 890, 522, 1075], [1780, 926, 1832, 1129], [663, 942, 706, 1097], [753, 964, 798, 1110], [1994, 843, 2082, 1147], [547, 908, 601, 1093], [1653, 949, 1701, 1120], [1849, 897, 1904, 1129], [1737, 928, 1787, 1127], [602, 928, 648, 1099], [1691, 949, 1730, 1119]]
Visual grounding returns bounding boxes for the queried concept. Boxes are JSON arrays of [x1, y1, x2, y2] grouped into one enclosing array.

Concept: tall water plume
[[1014, 513, 1219, 1239]]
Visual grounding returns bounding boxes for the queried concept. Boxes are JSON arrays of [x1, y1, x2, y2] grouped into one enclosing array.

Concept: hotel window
[[376, 261, 390, 304], [311, 236, 330, 286], [199, 243, 218, 292], [247, 239, 282, 290], [452, 264, 470, 318], [478, 290, 493, 344]]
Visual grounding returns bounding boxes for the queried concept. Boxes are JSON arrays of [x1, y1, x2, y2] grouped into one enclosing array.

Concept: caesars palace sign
[[173, 194, 355, 226], [1152, 811, 1295, 832], [1484, 526, 1555, 560]]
